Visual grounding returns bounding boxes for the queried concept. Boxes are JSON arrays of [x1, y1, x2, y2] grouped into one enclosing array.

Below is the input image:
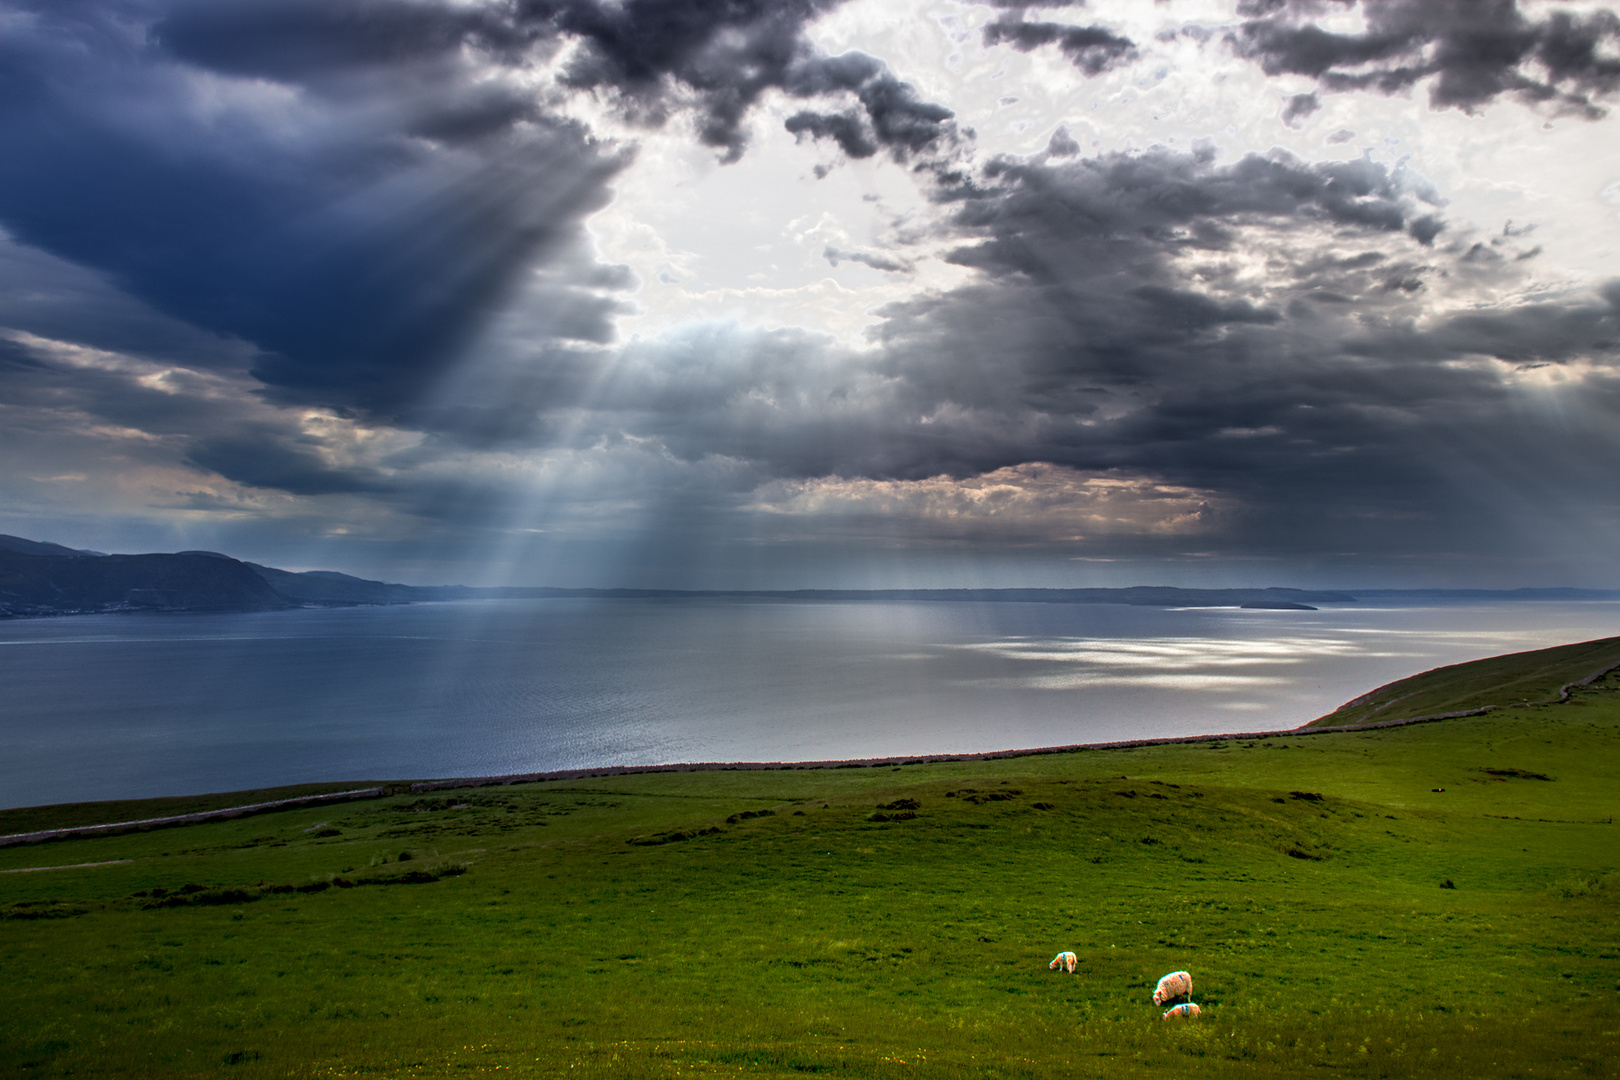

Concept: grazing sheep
[[1162, 1003, 1202, 1019], [1048, 951, 1077, 973], [1152, 970, 1192, 1004]]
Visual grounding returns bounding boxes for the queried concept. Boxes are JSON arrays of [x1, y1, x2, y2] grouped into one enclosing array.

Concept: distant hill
[[3, 533, 1616, 619], [0, 537, 469, 617], [1310, 635, 1620, 727], [0, 548, 291, 617], [0, 534, 106, 558]]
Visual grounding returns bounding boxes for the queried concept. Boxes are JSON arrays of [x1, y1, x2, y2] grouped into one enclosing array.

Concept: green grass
[[0, 782, 396, 838], [3, 678, 1619, 1078], [1311, 634, 1620, 726]]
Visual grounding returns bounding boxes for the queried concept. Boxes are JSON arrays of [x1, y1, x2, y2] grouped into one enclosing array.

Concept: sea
[[2, 597, 1618, 810]]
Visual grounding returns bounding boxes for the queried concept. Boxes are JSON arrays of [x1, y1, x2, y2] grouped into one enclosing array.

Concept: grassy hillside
[[1310, 634, 1620, 727], [3, 677, 1618, 1078]]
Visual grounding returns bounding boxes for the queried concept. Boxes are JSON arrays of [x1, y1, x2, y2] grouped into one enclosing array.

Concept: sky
[[1, 0, 1619, 589]]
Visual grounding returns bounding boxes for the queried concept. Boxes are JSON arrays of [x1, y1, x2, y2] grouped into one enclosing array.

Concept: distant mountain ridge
[[0, 536, 481, 617], [1, 534, 1616, 618], [0, 547, 289, 617]]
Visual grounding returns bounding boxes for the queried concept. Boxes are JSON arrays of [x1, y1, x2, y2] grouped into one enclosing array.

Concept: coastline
[[0, 710, 1467, 849], [8, 649, 1616, 849]]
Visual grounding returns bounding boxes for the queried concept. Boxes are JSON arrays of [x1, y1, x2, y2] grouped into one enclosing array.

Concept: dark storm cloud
[[184, 434, 397, 497], [547, 146, 1444, 481], [1229, 0, 1620, 116], [3, 0, 1617, 575], [0, 0, 964, 440], [563, 138, 1618, 563], [153, 0, 535, 79], [1350, 281, 1620, 367], [783, 51, 959, 162], [0, 0, 633, 421], [981, 13, 1137, 76], [541, 0, 843, 159]]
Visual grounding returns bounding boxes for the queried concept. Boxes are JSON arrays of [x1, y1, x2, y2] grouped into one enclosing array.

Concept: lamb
[[1162, 1003, 1202, 1019], [1048, 951, 1077, 973], [1152, 970, 1192, 1004]]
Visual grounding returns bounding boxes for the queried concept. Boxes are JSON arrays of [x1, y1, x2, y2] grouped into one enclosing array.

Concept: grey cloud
[[1229, 0, 1620, 117], [153, 0, 535, 79], [981, 14, 1137, 76], [823, 245, 916, 274], [542, 0, 845, 158], [530, 142, 1619, 565], [1045, 127, 1082, 157], [786, 109, 879, 159], [184, 435, 397, 497], [1351, 282, 1620, 366], [783, 51, 959, 162], [529, 0, 954, 163], [942, 146, 1433, 286], [0, 328, 401, 505], [1281, 91, 1320, 126]]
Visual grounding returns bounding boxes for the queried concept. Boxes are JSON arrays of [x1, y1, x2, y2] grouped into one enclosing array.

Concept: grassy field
[[2, 674, 1618, 1077]]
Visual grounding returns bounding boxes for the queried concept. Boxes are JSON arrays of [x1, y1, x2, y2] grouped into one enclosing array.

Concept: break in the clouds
[[0, 0, 1618, 588]]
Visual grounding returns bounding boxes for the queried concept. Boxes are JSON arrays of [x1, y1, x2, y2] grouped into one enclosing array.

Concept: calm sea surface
[[3, 598, 1618, 809]]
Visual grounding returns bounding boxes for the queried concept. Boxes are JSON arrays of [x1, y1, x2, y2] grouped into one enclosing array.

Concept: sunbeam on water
[[1, 598, 1617, 809]]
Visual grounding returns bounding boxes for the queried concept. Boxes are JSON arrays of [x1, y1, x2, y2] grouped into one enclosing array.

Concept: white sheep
[[1152, 970, 1192, 1004], [1048, 951, 1077, 973], [1162, 1003, 1201, 1019]]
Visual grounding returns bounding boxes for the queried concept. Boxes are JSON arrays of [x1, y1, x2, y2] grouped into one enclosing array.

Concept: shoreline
[[9, 651, 1616, 849], [0, 711, 1462, 849]]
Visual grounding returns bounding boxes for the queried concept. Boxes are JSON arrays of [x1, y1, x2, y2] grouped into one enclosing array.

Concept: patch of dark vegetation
[[222, 1049, 262, 1065], [16, 1039, 71, 1068], [1113, 790, 1137, 798], [628, 827, 721, 846], [310, 827, 342, 837], [142, 886, 258, 908], [1031, 802, 1054, 810], [1440, 879, 1457, 889], [397, 798, 474, 812], [878, 799, 920, 811], [1140, 836, 1160, 845], [1286, 847, 1323, 861], [944, 789, 1021, 804], [726, 809, 775, 824], [1289, 791, 1325, 802], [867, 810, 916, 822], [135, 865, 465, 908], [5, 899, 89, 920], [1551, 873, 1616, 899], [1481, 768, 1554, 781]]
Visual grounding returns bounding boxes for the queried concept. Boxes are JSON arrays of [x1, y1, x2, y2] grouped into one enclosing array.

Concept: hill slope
[[1310, 634, 1620, 727], [0, 549, 293, 617]]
